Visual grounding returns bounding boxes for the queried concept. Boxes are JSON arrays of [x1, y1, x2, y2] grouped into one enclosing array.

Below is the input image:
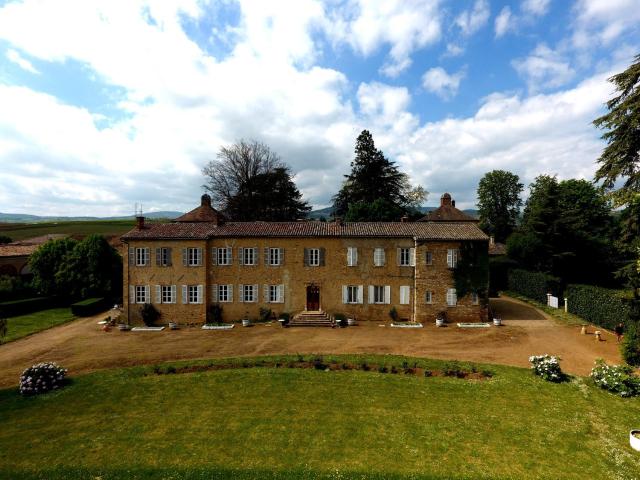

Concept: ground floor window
[[135, 285, 148, 304], [267, 284, 284, 303], [447, 288, 457, 306], [218, 284, 230, 302], [240, 284, 257, 302], [161, 285, 175, 304], [189, 285, 201, 304], [425, 291, 433, 304], [343, 285, 363, 304], [369, 285, 390, 304], [399, 286, 411, 305]]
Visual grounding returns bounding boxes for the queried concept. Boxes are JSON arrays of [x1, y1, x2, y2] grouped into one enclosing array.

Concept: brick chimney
[[451, 200, 456, 207], [136, 215, 145, 230], [440, 192, 452, 206], [201, 193, 212, 207]]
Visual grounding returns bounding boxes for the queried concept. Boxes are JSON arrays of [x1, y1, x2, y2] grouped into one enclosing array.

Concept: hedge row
[[71, 297, 108, 317], [0, 296, 60, 318], [565, 284, 632, 331], [507, 269, 561, 304]]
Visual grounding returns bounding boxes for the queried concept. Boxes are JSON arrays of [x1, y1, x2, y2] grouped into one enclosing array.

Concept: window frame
[[188, 285, 200, 304], [308, 248, 320, 266], [217, 247, 231, 266], [218, 284, 230, 303], [187, 247, 201, 266], [373, 247, 385, 267], [135, 285, 147, 303], [161, 285, 173, 304], [347, 247, 357, 267], [446, 288, 457, 307], [425, 291, 433, 304], [268, 247, 281, 266], [243, 284, 257, 302], [243, 247, 256, 266], [372, 285, 385, 304], [425, 251, 433, 266], [447, 249, 458, 269], [346, 285, 358, 304], [135, 248, 148, 266]]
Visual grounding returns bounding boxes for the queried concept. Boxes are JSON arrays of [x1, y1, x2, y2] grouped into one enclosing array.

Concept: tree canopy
[[202, 139, 310, 221], [333, 130, 426, 221], [476, 170, 523, 243]]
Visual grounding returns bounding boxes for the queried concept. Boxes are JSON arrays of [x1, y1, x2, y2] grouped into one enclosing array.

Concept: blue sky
[[0, 0, 638, 216]]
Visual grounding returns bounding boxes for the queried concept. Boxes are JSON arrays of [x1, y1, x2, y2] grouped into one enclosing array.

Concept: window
[[241, 247, 257, 266], [215, 247, 232, 265], [345, 285, 359, 304], [135, 285, 148, 304], [266, 284, 284, 303], [368, 285, 389, 304], [188, 285, 202, 304], [218, 284, 230, 302], [135, 248, 149, 266], [446, 288, 457, 306], [425, 291, 433, 304], [373, 248, 385, 267], [471, 292, 479, 305], [268, 247, 282, 266], [447, 249, 458, 269], [398, 247, 415, 266], [309, 248, 320, 266], [347, 247, 358, 266], [159, 285, 175, 304], [240, 284, 257, 303], [425, 252, 433, 265], [155, 248, 172, 266], [188, 248, 201, 266], [399, 286, 411, 305]]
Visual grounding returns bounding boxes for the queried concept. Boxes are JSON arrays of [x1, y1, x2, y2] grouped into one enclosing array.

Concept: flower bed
[[529, 354, 564, 382], [590, 359, 640, 397], [19, 362, 67, 396]]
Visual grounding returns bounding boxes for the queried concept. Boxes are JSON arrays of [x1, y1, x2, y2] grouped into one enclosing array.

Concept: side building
[[121, 194, 489, 325]]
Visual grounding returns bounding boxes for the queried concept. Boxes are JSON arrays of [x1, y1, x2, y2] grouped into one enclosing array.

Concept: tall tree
[[476, 170, 523, 242], [202, 139, 310, 221], [28, 237, 78, 296], [333, 130, 426, 221]]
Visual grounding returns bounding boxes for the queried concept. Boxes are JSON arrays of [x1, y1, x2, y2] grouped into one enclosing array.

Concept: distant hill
[[0, 211, 184, 223], [307, 206, 478, 220]]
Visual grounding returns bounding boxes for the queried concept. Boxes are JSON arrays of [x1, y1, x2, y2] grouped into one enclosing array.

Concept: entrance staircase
[[289, 310, 334, 327]]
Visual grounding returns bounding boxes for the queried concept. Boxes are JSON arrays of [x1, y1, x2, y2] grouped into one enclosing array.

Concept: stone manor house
[[121, 194, 489, 325]]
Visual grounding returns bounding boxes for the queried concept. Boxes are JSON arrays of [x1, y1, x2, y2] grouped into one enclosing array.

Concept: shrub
[[622, 319, 640, 366], [0, 296, 60, 317], [443, 361, 466, 378], [529, 354, 564, 382], [208, 304, 223, 323], [258, 307, 272, 323], [388, 307, 399, 322], [590, 359, 640, 397], [378, 365, 388, 373], [71, 297, 107, 317], [139, 303, 160, 326], [508, 269, 561, 304], [19, 362, 67, 396], [313, 358, 327, 370], [565, 284, 631, 331], [423, 369, 432, 377], [360, 362, 370, 371]]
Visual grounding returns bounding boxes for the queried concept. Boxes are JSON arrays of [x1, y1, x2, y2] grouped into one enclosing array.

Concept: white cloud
[[5, 48, 39, 74], [455, 0, 490, 37], [494, 6, 513, 38], [422, 66, 465, 100], [521, 0, 550, 16], [571, 0, 640, 49], [443, 43, 464, 57], [512, 44, 575, 92]]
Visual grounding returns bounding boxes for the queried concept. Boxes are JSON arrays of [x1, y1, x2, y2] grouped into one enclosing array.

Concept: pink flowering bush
[[19, 362, 67, 396]]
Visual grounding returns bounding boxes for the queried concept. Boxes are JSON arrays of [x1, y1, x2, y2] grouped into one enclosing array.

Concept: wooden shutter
[[197, 285, 203, 304], [368, 285, 374, 303], [227, 247, 232, 264], [357, 285, 363, 304], [211, 284, 218, 303], [239, 284, 244, 303], [227, 284, 233, 302], [129, 285, 135, 304], [211, 248, 217, 265], [396, 248, 401, 265], [144, 285, 150, 304], [182, 285, 188, 304], [167, 248, 172, 266], [400, 286, 410, 305], [155, 248, 161, 266], [253, 284, 258, 302], [239, 248, 244, 265], [263, 284, 269, 303], [128, 247, 135, 265], [171, 285, 176, 304], [182, 248, 188, 266], [253, 248, 258, 265], [384, 285, 391, 304], [279, 247, 284, 265], [303, 248, 309, 266], [143, 248, 149, 266], [353, 247, 358, 266], [342, 286, 348, 304], [319, 248, 325, 266], [278, 284, 284, 303], [410, 248, 416, 266], [155, 285, 161, 304], [264, 247, 270, 265]]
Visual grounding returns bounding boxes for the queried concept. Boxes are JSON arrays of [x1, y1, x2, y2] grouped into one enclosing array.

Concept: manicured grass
[[1, 354, 639, 479], [0, 220, 137, 241], [2, 308, 76, 343]]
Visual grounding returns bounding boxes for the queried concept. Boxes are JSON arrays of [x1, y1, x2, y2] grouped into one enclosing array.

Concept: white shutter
[[128, 247, 135, 265], [278, 284, 284, 303], [400, 286, 410, 305], [348, 247, 357, 266], [381, 248, 386, 266], [129, 285, 136, 304], [227, 247, 232, 264], [144, 285, 150, 304], [198, 248, 203, 266], [239, 284, 244, 303], [211, 284, 218, 303], [396, 248, 401, 266], [197, 285, 203, 304], [155, 248, 161, 266], [384, 285, 391, 304], [182, 285, 188, 304], [211, 248, 217, 265], [228, 284, 233, 302], [253, 247, 258, 265], [253, 284, 258, 302], [279, 247, 284, 265], [264, 284, 269, 303], [171, 285, 176, 304], [357, 285, 363, 304], [368, 285, 374, 304], [264, 247, 270, 265], [410, 248, 416, 266], [182, 248, 188, 266], [144, 248, 150, 266], [239, 248, 244, 265], [447, 288, 457, 306], [342, 286, 348, 304], [155, 285, 161, 304]]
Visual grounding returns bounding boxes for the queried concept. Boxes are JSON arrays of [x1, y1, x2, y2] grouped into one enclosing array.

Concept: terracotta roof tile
[[418, 205, 478, 222], [0, 244, 38, 257]]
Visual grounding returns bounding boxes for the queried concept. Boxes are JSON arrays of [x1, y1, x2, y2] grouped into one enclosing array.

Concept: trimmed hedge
[[565, 284, 632, 331], [507, 269, 561, 304], [0, 296, 60, 318], [71, 297, 107, 317]]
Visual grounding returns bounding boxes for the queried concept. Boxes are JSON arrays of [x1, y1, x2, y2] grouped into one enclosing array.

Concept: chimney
[[440, 193, 452, 207], [400, 216, 409, 223], [201, 193, 212, 207], [451, 200, 456, 207], [136, 215, 145, 230]]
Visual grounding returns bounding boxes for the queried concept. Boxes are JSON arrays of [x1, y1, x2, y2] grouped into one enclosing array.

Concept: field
[[2, 308, 77, 343], [0, 219, 147, 241], [1, 354, 639, 480]]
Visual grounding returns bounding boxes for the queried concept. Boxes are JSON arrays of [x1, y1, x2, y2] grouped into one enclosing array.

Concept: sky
[[0, 0, 638, 216]]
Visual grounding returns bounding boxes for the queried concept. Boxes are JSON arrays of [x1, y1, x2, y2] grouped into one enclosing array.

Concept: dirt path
[[0, 295, 621, 387]]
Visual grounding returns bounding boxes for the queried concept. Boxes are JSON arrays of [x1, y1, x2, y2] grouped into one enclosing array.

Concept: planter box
[[202, 324, 234, 330], [131, 326, 165, 332], [390, 323, 423, 328], [631, 430, 640, 452], [347, 318, 357, 326], [117, 324, 131, 331], [436, 318, 445, 327], [457, 323, 491, 328], [493, 318, 502, 326], [242, 319, 251, 327]]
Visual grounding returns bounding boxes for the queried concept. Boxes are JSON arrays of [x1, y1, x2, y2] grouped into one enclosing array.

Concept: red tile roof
[[0, 244, 38, 257], [174, 194, 226, 223]]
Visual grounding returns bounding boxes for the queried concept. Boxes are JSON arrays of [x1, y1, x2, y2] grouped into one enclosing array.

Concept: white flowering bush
[[590, 359, 640, 398], [529, 354, 564, 382], [19, 362, 67, 396]]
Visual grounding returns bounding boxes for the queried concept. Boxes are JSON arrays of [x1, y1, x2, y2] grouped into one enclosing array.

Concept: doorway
[[306, 285, 320, 311]]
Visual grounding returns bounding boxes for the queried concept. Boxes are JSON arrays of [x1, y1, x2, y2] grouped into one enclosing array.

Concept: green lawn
[[0, 220, 138, 241], [2, 308, 76, 343], [1, 354, 639, 480]]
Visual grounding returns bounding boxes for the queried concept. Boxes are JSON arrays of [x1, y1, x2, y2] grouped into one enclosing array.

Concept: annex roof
[[418, 193, 478, 223]]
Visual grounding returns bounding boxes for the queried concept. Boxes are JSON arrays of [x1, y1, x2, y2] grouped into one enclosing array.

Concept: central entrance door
[[306, 285, 320, 311]]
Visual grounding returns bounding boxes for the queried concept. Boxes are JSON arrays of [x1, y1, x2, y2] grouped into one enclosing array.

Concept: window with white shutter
[[135, 248, 149, 266], [242, 247, 257, 265], [268, 247, 282, 266], [345, 285, 358, 304], [399, 286, 410, 305], [369, 285, 386, 304], [398, 248, 412, 266], [161, 285, 173, 303], [156, 248, 171, 266], [347, 247, 358, 266], [187, 248, 202, 266], [447, 249, 458, 269], [446, 288, 457, 306], [374, 248, 385, 266], [155, 285, 161, 304], [135, 285, 147, 303], [219, 285, 231, 303], [216, 247, 231, 265]]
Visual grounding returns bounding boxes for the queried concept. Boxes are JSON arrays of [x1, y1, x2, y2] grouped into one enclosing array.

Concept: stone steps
[[289, 311, 334, 327]]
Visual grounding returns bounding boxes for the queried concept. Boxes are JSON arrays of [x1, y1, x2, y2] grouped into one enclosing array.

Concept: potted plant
[[139, 303, 160, 327], [389, 307, 399, 324], [168, 321, 179, 330], [242, 310, 251, 327], [278, 312, 290, 327], [631, 430, 640, 451], [436, 311, 446, 327]]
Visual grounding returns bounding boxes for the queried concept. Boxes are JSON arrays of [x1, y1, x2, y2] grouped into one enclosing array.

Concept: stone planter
[[117, 324, 130, 331], [631, 430, 640, 452], [493, 318, 502, 327], [168, 322, 179, 330], [242, 319, 251, 327], [347, 318, 357, 326], [202, 324, 234, 330], [435, 318, 445, 327]]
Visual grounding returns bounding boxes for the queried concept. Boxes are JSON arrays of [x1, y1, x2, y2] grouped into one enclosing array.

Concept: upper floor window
[[267, 247, 283, 266], [425, 291, 433, 304], [156, 247, 172, 267], [425, 251, 433, 266], [305, 248, 324, 267], [182, 248, 202, 266], [398, 247, 415, 267], [373, 248, 385, 267], [135, 247, 149, 266], [347, 247, 358, 266], [213, 247, 232, 265], [447, 249, 458, 269], [240, 247, 257, 266]]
